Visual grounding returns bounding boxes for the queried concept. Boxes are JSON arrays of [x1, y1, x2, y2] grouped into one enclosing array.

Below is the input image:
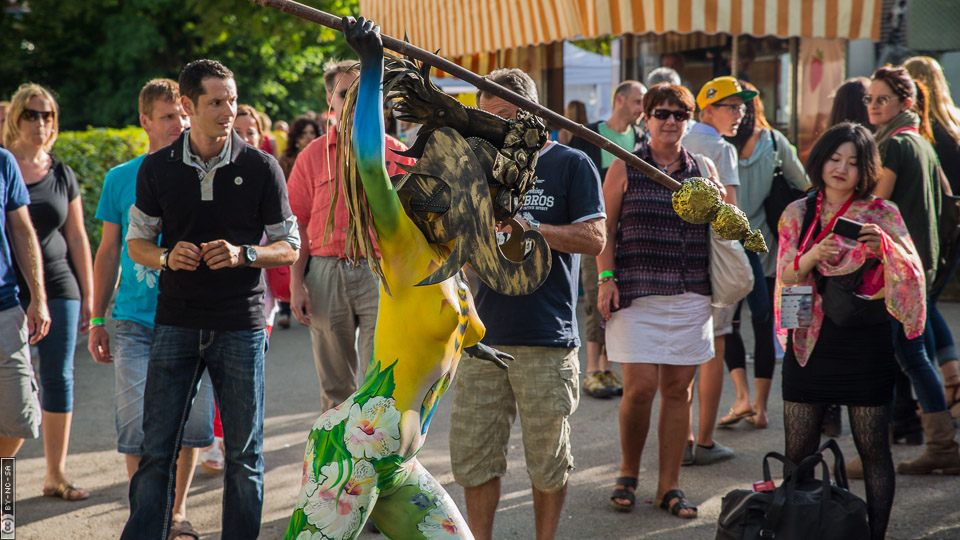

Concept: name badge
[[780, 286, 813, 329]]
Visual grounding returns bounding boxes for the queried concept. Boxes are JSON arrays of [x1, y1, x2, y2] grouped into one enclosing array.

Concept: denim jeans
[[744, 250, 770, 323], [31, 297, 80, 412], [113, 320, 215, 454], [928, 250, 960, 364], [891, 315, 947, 413], [120, 324, 267, 540]]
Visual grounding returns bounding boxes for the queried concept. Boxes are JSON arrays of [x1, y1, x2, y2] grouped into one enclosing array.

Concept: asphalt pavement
[[8, 302, 960, 539]]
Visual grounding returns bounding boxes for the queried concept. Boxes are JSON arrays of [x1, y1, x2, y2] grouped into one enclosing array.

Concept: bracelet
[[90, 317, 106, 327], [599, 270, 615, 280], [598, 275, 617, 286]]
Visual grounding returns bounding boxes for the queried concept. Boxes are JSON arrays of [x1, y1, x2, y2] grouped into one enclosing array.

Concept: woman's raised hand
[[342, 16, 382, 61]]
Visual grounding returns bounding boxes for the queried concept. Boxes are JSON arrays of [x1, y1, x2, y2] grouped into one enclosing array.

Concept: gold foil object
[[744, 230, 768, 253], [672, 178, 721, 224], [711, 203, 750, 240], [671, 178, 768, 253]]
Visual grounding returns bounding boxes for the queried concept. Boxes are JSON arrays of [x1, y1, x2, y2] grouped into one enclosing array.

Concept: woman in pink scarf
[[775, 123, 926, 540]]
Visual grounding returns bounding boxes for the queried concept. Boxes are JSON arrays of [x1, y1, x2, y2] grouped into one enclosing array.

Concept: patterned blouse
[[614, 142, 711, 309], [774, 195, 927, 366]]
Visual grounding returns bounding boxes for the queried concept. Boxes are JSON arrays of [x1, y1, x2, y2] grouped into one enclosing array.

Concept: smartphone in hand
[[833, 216, 865, 241]]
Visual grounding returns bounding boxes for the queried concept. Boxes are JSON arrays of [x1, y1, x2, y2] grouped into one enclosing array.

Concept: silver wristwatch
[[527, 218, 541, 230]]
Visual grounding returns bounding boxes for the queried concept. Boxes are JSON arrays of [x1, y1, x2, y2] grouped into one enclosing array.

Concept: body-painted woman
[[284, 17, 551, 540]]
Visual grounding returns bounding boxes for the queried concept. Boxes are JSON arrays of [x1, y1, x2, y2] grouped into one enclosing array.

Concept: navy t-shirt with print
[[475, 143, 605, 348], [0, 148, 31, 311]]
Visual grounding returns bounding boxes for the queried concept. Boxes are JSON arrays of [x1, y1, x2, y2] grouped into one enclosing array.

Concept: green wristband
[[90, 317, 106, 326], [599, 271, 615, 280]]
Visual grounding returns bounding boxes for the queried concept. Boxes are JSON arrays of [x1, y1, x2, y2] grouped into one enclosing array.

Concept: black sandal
[[609, 476, 637, 512], [657, 489, 698, 519]]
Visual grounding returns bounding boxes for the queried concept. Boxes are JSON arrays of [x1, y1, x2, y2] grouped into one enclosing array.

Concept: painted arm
[[344, 16, 405, 238], [63, 196, 95, 333], [89, 221, 122, 363]]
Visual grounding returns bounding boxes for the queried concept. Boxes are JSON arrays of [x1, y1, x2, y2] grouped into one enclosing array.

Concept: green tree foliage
[[0, 0, 358, 129], [53, 127, 149, 252]]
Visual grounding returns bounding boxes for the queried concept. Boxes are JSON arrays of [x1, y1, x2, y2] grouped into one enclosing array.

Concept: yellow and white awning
[[359, 0, 883, 58]]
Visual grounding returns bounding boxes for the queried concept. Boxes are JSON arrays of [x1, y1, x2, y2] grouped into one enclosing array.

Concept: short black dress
[[782, 315, 897, 407]]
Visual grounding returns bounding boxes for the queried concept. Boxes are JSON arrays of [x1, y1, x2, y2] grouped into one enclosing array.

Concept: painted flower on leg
[[312, 397, 354, 432], [296, 531, 324, 540], [344, 396, 401, 459], [417, 507, 462, 539], [297, 444, 319, 509], [303, 460, 376, 540]]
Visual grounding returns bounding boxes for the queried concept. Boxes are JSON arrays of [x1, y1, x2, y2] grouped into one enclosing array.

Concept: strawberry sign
[[809, 50, 824, 92]]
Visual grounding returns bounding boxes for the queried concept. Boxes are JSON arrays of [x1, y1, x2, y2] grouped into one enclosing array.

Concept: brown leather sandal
[[168, 520, 200, 540]]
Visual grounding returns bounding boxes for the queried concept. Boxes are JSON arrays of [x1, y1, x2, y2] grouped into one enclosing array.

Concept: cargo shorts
[[0, 306, 41, 439], [450, 345, 579, 493]]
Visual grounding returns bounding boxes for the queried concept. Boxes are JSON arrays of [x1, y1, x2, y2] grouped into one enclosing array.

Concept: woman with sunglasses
[[776, 122, 925, 540], [721, 81, 809, 431], [867, 65, 960, 475], [2, 83, 94, 501], [599, 83, 723, 518]]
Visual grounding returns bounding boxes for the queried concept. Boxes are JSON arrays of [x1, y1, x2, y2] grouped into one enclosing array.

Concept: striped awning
[[359, 0, 883, 58]]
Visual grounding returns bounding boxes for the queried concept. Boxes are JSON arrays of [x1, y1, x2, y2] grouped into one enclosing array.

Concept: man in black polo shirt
[[120, 59, 299, 540]]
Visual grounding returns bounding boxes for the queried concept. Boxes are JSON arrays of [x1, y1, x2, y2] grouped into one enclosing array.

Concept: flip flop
[[42, 482, 89, 501], [718, 407, 756, 427], [168, 520, 200, 540]]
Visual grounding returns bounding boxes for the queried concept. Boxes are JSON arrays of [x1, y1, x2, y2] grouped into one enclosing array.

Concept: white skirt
[[606, 292, 714, 365]]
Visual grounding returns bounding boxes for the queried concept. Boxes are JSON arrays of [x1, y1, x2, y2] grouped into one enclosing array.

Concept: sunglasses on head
[[20, 108, 53, 122], [862, 95, 896, 107], [650, 108, 692, 122]]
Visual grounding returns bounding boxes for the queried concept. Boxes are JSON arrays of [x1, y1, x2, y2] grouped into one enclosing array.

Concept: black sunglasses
[[20, 108, 54, 122], [650, 108, 692, 122]]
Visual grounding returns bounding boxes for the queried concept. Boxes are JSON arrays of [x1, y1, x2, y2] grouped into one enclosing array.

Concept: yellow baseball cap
[[696, 76, 758, 110]]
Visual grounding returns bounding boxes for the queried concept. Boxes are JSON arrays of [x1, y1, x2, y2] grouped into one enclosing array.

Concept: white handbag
[[709, 229, 754, 307], [690, 153, 755, 307]]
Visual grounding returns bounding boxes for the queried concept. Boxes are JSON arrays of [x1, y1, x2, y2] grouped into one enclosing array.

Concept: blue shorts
[[114, 320, 215, 454]]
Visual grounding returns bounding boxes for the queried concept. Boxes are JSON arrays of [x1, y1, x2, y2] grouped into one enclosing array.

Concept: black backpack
[[716, 439, 869, 540]]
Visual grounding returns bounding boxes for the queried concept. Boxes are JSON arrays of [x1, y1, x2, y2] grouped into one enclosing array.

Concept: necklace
[[653, 153, 682, 173]]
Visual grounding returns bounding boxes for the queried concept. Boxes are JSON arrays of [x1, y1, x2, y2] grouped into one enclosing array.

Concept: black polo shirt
[[134, 130, 292, 330]]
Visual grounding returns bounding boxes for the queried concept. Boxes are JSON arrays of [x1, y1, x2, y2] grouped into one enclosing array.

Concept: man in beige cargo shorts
[[449, 68, 606, 540]]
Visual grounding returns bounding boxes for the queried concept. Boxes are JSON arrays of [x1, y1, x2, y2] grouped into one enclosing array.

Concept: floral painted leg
[[369, 459, 473, 540], [284, 384, 404, 540]]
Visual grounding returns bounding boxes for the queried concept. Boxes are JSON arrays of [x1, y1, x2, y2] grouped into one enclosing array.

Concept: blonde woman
[[904, 57, 960, 413], [3, 83, 94, 500]]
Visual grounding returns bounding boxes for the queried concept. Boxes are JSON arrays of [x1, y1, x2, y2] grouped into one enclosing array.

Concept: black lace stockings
[[783, 401, 894, 540]]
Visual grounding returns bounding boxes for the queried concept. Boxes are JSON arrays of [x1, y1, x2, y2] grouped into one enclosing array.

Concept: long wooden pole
[[249, 0, 682, 191]]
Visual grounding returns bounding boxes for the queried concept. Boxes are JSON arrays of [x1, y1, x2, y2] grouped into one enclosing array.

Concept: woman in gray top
[[720, 82, 808, 429]]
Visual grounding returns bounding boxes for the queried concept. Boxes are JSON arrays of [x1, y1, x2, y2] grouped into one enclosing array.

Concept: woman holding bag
[[599, 83, 723, 518], [776, 123, 926, 540]]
